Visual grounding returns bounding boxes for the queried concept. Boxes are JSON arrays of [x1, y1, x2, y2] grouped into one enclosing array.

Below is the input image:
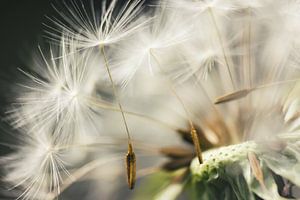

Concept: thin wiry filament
[[208, 7, 235, 89], [100, 46, 132, 143], [150, 49, 203, 164]]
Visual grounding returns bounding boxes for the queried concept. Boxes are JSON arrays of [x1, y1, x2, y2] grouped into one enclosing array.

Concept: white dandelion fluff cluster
[[3, 0, 300, 199]]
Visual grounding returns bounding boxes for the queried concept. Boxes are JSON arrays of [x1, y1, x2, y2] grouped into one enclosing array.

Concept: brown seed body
[[126, 143, 136, 190], [191, 128, 203, 164], [214, 89, 252, 104]]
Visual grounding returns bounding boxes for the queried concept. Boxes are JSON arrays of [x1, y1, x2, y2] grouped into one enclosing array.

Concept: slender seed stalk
[[100, 45, 136, 189], [208, 7, 235, 89], [192, 75, 234, 145], [150, 50, 203, 164], [86, 96, 181, 131], [254, 78, 300, 90], [247, 7, 252, 88], [100, 46, 132, 144], [241, 7, 253, 141]]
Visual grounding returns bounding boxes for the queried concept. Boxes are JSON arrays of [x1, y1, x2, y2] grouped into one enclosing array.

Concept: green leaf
[[154, 183, 184, 200], [222, 163, 255, 200], [132, 171, 174, 200]]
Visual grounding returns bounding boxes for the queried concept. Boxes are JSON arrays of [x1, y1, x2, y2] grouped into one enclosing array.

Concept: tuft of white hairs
[[8, 39, 104, 144], [46, 0, 149, 49], [109, 4, 193, 87], [2, 130, 70, 200]]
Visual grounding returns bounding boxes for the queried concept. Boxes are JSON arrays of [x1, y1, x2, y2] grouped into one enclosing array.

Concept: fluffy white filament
[[46, 0, 148, 49], [9, 39, 104, 144], [3, 130, 70, 200]]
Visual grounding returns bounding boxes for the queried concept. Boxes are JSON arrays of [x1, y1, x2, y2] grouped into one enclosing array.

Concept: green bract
[[190, 141, 257, 182], [136, 139, 300, 200]]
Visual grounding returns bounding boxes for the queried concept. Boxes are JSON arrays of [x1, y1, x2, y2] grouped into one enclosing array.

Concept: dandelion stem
[[150, 50, 203, 164], [208, 7, 235, 89]]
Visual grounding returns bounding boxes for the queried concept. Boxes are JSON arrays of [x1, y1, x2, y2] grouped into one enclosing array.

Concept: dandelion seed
[[49, 0, 145, 187], [126, 143, 136, 189]]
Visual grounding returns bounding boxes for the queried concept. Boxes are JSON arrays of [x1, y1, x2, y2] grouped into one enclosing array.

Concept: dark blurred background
[[0, 0, 56, 107], [0, 0, 53, 67], [0, 1, 61, 198], [0, 0, 56, 70], [0, 0, 154, 103]]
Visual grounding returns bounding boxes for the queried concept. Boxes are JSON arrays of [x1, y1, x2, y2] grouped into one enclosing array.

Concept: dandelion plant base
[[190, 141, 257, 181]]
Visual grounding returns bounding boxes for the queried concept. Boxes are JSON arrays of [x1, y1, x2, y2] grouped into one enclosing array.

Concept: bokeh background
[[0, 0, 56, 105], [0, 0, 54, 68]]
